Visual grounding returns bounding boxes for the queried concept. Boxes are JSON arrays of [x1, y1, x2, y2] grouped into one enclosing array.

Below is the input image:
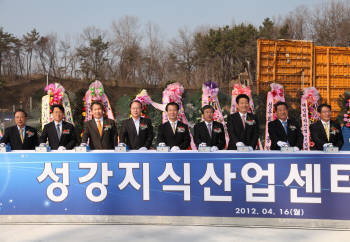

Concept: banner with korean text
[[0, 151, 350, 221]]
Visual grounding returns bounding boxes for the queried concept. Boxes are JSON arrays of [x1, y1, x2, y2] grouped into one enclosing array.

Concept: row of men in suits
[[0, 105, 77, 151], [0, 95, 344, 151], [267, 102, 343, 150]]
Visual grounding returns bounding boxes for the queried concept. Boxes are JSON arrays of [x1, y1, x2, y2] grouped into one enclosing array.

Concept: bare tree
[[143, 22, 165, 85], [111, 16, 143, 84], [80, 26, 107, 43], [280, 6, 311, 40], [58, 36, 71, 78], [76, 27, 110, 80], [12, 37, 24, 76], [311, 1, 350, 46], [169, 27, 196, 87], [111, 16, 142, 52], [23, 29, 40, 77], [35, 34, 59, 77]]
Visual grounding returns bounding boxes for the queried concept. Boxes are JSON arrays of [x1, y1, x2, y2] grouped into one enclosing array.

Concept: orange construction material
[[257, 39, 350, 118]]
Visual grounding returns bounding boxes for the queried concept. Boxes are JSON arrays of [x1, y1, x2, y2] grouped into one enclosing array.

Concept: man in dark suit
[[1, 109, 39, 150], [194, 105, 226, 150], [227, 94, 259, 150], [268, 101, 303, 150], [40, 104, 77, 150], [157, 102, 191, 151], [310, 104, 344, 150], [119, 100, 154, 150], [82, 101, 118, 150]]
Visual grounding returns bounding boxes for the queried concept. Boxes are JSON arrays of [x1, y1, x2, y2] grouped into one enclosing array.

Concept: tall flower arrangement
[[202, 81, 229, 145], [41, 83, 74, 129], [264, 83, 285, 150], [230, 83, 254, 114], [45, 83, 64, 105], [83, 80, 114, 121], [343, 98, 350, 127], [301, 87, 320, 150], [134, 89, 152, 118]]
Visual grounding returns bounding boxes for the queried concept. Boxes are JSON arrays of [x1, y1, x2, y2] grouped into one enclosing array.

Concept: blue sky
[[0, 0, 322, 40]]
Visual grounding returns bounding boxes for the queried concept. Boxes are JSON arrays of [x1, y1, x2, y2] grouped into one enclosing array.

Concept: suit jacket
[[157, 121, 191, 149], [81, 118, 118, 150], [119, 117, 154, 149], [40, 121, 77, 150], [268, 118, 303, 150], [227, 112, 259, 150], [194, 121, 226, 149], [1, 125, 39, 150], [310, 120, 344, 150]]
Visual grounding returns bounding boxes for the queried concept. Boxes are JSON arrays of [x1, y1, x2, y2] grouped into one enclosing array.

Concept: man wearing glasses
[[310, 104, 344, 150]]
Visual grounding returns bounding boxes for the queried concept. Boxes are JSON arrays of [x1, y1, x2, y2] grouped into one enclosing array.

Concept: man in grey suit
[[82, 101, 118, 149]]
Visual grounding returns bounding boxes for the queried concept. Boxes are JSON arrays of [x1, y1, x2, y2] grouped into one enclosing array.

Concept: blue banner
[[1, 151, 350, 220]]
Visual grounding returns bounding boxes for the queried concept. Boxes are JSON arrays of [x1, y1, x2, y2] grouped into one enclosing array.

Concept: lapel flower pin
[[140, 123, 148, 130], [177, 126, 185, 133], [213, 127, 222, 133], [245, 119, 256, 126]]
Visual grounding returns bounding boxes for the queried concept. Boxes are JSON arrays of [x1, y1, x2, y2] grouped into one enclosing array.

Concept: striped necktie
[[171, 122, 176, 134], [324, 122, 330, 141], [56, 124, 61, 140]]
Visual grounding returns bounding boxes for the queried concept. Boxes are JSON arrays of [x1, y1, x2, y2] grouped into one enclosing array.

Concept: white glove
[[210, 146, 219, 152], [170, 146, 180, 152], [138, 147, 148, 151], [248, 146, 253, 151], [80, 143, 87, 147], [277, 141, 288, 147], [158, 142, 166, 147], [236, 142, 245, 147], [39, 143, 47, 147], [293, 147, 300, 151], [323, 143, 333, 148], [57, 146, 66, 151]]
